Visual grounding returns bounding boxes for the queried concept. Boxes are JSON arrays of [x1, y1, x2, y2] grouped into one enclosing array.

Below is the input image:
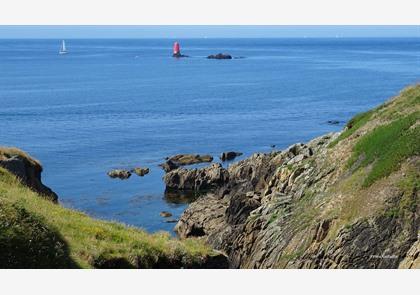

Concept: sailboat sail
[[59, 40, 67, 54]]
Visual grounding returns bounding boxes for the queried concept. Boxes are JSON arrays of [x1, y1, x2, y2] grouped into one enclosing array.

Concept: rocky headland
[[171, 85, 419, 269]]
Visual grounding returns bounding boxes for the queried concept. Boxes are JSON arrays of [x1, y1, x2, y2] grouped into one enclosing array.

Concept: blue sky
[[0, 25, 418, 38]]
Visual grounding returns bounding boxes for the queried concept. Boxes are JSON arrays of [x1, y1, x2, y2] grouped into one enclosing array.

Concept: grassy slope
[[0, 166, 212, 268], [333, 84, 419, 187]]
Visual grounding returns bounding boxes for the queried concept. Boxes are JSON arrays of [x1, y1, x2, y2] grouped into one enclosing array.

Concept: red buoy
[[173, 42, 180, 55]]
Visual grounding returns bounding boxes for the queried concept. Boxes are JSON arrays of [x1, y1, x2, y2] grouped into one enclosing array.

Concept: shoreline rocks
[[164, 163, 229, 192]]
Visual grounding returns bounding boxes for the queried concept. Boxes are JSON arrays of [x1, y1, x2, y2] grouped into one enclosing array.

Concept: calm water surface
[[0, 38, 419, 232]]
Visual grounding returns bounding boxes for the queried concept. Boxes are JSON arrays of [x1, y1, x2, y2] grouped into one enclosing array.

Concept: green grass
[[347, 111, 419, 187], [0, 167, 213, 268], [329, 110, 374, 148], [329, 84, 420, 148]]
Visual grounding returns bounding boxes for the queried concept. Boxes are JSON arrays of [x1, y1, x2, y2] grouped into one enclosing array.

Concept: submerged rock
[[164, 163, 229, 192], [107, 169, 131, 179], [207, 53, 232, 59], [160, 211, 172, 218], [220, 151, 243, 161], [132, 167, 150, 177]]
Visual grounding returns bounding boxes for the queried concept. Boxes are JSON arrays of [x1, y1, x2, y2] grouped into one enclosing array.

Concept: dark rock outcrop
[[0, 155, 58, 202], [207, 53, 232, 59], [107, 169, 131, 179], [159, 160, 180, 173], [220, 151, 243, 161], [164, 163, 229, 192]]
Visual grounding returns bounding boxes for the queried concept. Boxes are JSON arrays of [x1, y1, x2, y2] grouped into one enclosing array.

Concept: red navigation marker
[[173, 42, 180, 56]]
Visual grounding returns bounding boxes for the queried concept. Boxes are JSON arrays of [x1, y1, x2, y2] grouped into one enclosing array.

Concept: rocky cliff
[[174, 85, 420, 269], [0, 147, 58, 202]]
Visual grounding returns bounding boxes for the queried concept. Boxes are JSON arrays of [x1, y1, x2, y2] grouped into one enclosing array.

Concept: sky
[[0, 26, 418, 39]]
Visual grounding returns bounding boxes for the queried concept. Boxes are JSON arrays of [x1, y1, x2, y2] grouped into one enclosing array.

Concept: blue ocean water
[[0, 38, 419, 233]]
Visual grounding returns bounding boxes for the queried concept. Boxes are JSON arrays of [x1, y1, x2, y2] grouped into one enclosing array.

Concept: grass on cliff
[[329, 85, 420, 148], [328, 110, 374, 148], [0, 167, 212, 268], [347, 111, 419, 187]]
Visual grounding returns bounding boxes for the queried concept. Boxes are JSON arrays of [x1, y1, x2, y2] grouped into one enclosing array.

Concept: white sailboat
[[59, 40, 67, 55]]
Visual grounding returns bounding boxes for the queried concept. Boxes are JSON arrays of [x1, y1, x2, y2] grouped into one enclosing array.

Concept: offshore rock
[[207, 53, 232, 59]]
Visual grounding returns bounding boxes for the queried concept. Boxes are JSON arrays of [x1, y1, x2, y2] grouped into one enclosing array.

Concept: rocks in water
[[160, 211, 172, 218], [107, 169, 131, 179], [164, 219, 178, 223], [220, 151, 243, 161], [270, 144, 276, 148], [164, 163, 229, 192], [207, 53, 232, 59], [168, 154, 213, 165], [132, 167, 149, 177], [160, 154, 213, 172], [0, 154, 58, 202], [159, 160, 180, 173]]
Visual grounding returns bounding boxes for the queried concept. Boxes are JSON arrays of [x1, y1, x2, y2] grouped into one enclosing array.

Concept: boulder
[[220, 151, 243, 161], [207, 53, 232, 59], [164, 163, 229, 192], [107, 169, 131, 179], [132, 167, 149, 177]]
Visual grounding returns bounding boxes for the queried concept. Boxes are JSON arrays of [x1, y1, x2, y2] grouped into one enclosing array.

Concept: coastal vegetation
[[0, 156, 216, 268]]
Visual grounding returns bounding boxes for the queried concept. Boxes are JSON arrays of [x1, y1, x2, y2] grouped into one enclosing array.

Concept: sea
[[0, 38, 419, 233]]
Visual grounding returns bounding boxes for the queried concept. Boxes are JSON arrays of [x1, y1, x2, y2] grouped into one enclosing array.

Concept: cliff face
[[175, 85, 420, 269]]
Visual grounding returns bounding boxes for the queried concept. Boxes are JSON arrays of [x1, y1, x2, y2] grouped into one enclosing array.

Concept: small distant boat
[[59, 40, 67, 55]]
